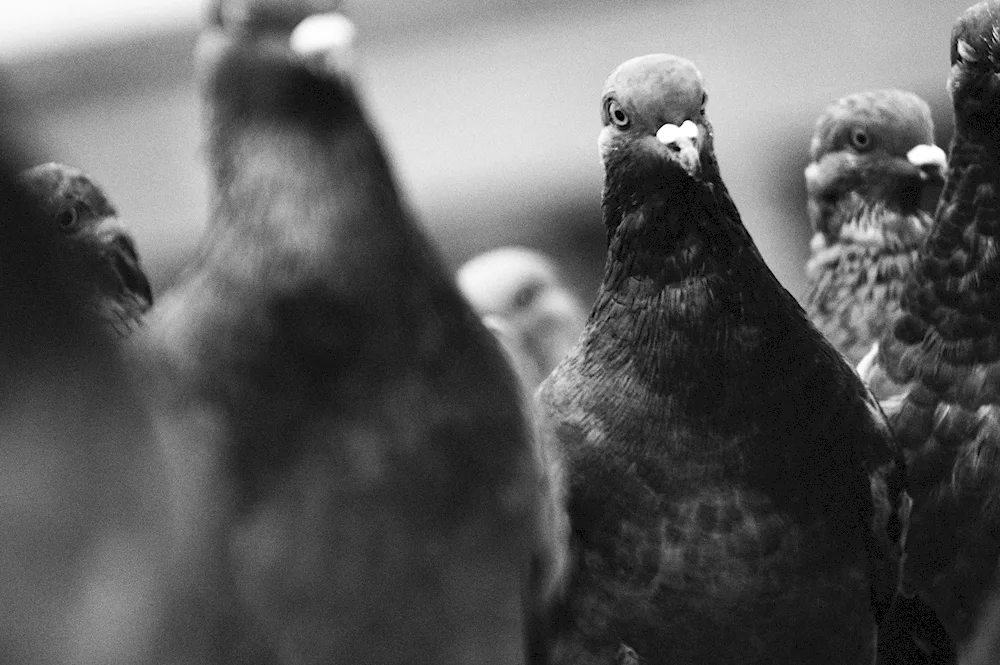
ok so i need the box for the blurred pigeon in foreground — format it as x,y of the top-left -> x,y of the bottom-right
0,82 -> 169,665
138,3 -> 567,663
17,163 -> 153,336
803,90 -> 945,366
859,0 -> 1000,657
961,585 -> 1000,665
458,246 -> 588,388
536,53 -> 915,664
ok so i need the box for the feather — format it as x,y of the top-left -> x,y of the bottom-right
0,76 -> 169,665
803,90 -> 943,366
537,53 -> 912,665
136,4 -> 567,662
865,0 -> 1000,656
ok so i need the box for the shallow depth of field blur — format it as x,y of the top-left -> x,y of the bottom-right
0,0 -> 974,307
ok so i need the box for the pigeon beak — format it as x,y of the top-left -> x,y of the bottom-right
656,120 -> 701,176
907,144 -> 947,184
94,216 -> 127,240
95,218 -> 154,310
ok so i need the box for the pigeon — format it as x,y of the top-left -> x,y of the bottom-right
0,83 -> 169,665
858,0 -> 1000,656
536,53 -> 912,664
804,90 -> 946,367
458,246 -> 588,388
138,3 -> 567,663
16,162 -> 153,336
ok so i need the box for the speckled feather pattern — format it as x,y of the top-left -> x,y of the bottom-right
867,0 -> 1000,652
806,202 -> 933,366
874,135 -> 1000,647
538,75 -> 906,663
802,89 -> 941,368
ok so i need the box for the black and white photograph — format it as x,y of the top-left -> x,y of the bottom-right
1,0 -> 997,663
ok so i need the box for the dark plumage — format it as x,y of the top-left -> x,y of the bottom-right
962,585 -> 1000,665
138,3 -> 566,663
0,82 -> 168,665
861,0 -> 1000,656
804,91 -> 946,366
16,163 -> 153,336
536,54 -> 911,664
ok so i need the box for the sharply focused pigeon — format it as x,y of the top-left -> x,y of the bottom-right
17,163 -> 153,336
858,0 -> 1000,657
458,246 -> 588,388
536,53 -> 914,664
0,84 -> 169,665
139,3 -> 566,663
804,90 -> 946,367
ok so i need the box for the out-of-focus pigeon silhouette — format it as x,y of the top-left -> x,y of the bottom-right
859,0 -> 1000,657
0,79 -> 169,665
137,2 -> 567,663
961,584 -> 1000,665
17,162 -> 153,336
803,90 -> 945,366
458,246 -> 588,388
536,53 -> 913,664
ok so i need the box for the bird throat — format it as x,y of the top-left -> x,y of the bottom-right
596,165 -> 751,326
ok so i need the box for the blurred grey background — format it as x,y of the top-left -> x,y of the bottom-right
0,0 -> 970,304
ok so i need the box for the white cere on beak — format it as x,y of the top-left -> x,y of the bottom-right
906,144 -> 947,171
290,13 -> 357,74
95,217 -> 126,236
656,120 -> 699,145
656,124 -> 680,145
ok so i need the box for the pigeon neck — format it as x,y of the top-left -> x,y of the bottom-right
807,167 -> 925,231
579,164 -> 811,410
809,193 -> 932,254
594,162 -> 766,327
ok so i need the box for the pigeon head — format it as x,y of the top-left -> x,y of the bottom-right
19,162 -> 118,228
457,247 -> 587,382
805,90 -> 945,234
458,247 -> 572,322
599,54 -> 710,180
949,0 -> 1000,141
17,163 -> 153,325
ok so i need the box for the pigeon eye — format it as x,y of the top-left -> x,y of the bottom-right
608,100 -> 630,128
513,282 -> 543,309
850,128 -> 872,151
55,207 -> 79,231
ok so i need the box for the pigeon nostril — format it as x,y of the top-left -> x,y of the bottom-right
918,162 -> 945,185
656,120 -> 699,147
